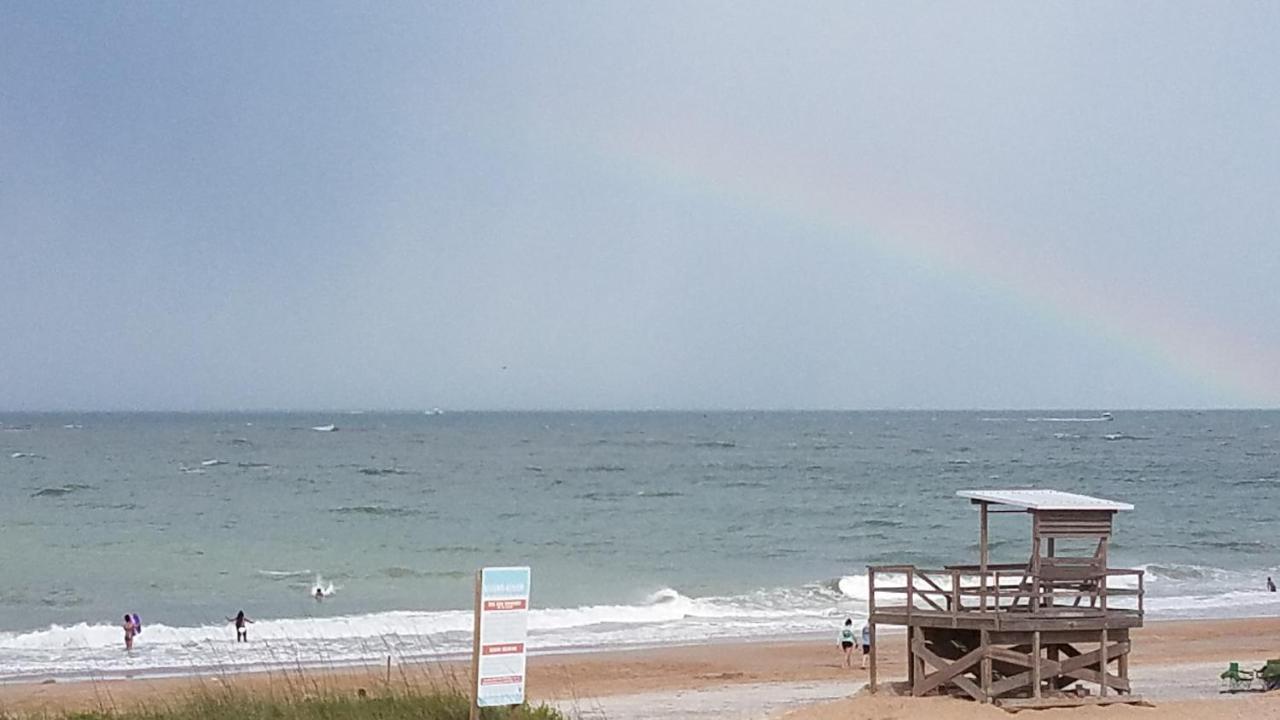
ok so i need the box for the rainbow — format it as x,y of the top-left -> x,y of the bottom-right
584,122 -> 1280,406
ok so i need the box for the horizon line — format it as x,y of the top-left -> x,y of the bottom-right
3,406 -> 1278,414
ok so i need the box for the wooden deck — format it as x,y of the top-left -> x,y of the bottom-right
872,605 -> 1143,632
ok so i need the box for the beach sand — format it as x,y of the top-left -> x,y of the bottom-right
1,617 -> 1277,718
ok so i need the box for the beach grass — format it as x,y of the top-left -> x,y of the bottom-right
3,687 -> 565,720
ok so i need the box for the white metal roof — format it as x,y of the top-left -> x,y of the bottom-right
956,489 -> 1133,511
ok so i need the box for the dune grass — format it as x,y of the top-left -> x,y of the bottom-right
6,687 -> 565,720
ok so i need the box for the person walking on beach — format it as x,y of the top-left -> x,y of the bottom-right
1268,576 -> 1276,592
122,613 -> 137,651
838,618 -> 856,668
860,622 -> 871,669
227,610 -> 254,642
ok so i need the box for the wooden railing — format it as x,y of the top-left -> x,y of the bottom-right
867,564 -> 1145,621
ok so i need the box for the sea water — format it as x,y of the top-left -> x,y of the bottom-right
1,411 -> 1277,680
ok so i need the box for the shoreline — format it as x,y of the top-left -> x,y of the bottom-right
2,617 -> 1278,717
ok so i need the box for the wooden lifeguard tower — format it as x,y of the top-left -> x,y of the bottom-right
867,489 -> 1145,710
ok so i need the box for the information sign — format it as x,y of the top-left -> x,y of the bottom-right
473,566 -> 531,708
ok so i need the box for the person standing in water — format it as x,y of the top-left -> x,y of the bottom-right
122,613 -> 137,651
227,610 -> 254,642
1268,576 -> 1276,592
838,618 -> 856,668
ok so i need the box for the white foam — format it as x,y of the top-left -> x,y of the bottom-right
1,564 -> 1274,681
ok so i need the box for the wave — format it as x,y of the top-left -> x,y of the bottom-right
1,561 -> 1275,682
1026,414 -> 1114,423
255,569 -> 312,579
1101,433 -> 1134,441
30,484 -> 93,498
0,582 -> 860,681
330,505 -> 421,518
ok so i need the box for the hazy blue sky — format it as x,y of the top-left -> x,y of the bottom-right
3,2 -> 1278,410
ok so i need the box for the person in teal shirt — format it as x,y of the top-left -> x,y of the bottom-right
838,618 -> 856,668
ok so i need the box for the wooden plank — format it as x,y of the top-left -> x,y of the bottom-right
1057,641 -> 1128,673
987,647 -> 1043,669
869,611 -> 1142,633
998,695 -> 1146,711
1061,665 -> 1131,692
911,637 -> 985,697
952,673 -> 986,703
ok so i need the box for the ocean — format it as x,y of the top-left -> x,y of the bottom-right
1,410 -> 1278,681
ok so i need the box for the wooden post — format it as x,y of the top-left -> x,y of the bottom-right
869,621 -> 878,693
980,629 -> 993,703
470,570 -> 483,720
1030,513 -> 1041,614
1118,642 -> 1129,693
979,502 -> 989,612
907,626 -> 915,688
1138,571 -> 1145,616
907,569 -> 914,623
1046,537 -> 1056,609
1099,629 -> 1109,698
950,569 -> 960,614
1100,523 -> 1111,699
993,573 -> 1002,629
1031,631 -> 1042,699
868,567 -> 878,693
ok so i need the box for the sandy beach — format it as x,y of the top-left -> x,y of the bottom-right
1,617 -> 1277,718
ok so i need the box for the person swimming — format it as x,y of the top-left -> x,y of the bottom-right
227,610 -> 253,642
314,587 -> 325,601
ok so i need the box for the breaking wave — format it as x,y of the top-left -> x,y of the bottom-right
0,561 -> 1274,682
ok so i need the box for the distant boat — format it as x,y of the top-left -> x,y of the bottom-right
424,408 -> 444,416
312,424 -> 338,432
1101,412 -> 1114,421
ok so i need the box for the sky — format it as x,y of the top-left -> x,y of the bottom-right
2,2 -> 1279,411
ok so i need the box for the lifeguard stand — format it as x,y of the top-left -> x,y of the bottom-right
867,489 -> 1145,710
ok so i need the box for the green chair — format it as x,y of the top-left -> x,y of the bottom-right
1260,659 -> 1280,691
1220,662 -> 1256,693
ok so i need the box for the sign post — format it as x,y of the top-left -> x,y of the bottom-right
471,566 -> 531,719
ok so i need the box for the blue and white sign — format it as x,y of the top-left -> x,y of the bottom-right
476,566 -> 531,707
